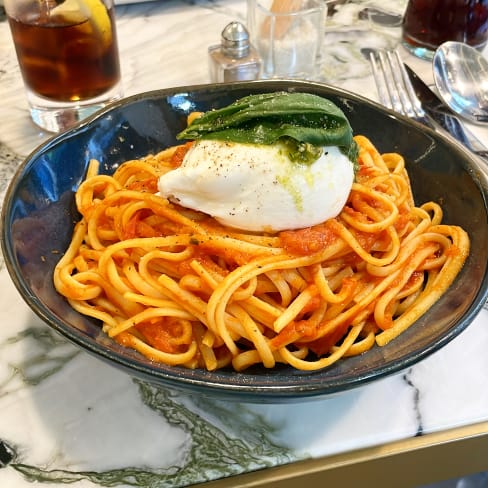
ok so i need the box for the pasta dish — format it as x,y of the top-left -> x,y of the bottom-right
53,92 -> 469,372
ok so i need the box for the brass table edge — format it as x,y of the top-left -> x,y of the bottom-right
196,420 -> 488,487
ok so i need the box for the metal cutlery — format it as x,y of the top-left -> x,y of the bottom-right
366,48 -> 488,178
403,64 -> 488,158
433,41 -> 488,124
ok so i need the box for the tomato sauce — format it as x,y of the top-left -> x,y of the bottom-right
170,141 -> 194,167
306,321 -> 350,356
279,221 -> 338,255
270,320 -> 316,349
137,317 -> 187,354
126,177 -> 159,193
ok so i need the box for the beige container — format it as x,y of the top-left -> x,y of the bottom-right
247,0 -> 326,79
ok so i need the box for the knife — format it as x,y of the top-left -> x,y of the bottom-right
403,64 -> 488,163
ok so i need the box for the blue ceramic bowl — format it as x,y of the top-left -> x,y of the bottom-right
2,80 -> 488,402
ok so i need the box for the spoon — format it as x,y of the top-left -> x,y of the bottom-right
433,41 -> 488,124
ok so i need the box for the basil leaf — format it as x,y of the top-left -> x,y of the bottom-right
176,92 -> 356,160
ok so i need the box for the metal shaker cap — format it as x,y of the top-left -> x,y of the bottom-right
221,21 -> 250,58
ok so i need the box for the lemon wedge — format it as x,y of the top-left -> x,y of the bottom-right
51,0 -> 112,46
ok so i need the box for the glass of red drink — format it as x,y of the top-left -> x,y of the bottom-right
5,0 -> 122,132
402,0 -> 488,60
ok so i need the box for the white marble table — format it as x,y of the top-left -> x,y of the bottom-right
0,1 -> 487,487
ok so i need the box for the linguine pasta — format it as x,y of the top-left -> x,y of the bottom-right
53,135 -> 470,371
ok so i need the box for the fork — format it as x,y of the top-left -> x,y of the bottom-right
368,48 -> 488,311
368,49 -> 427,122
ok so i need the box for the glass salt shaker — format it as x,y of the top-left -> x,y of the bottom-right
208,21 -> 262,83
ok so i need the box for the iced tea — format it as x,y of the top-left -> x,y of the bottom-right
7,1 -> 120,102
402,0 -> 488,55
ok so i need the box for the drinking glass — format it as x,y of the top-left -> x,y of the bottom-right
402,0 -> 488,60
247,0 -> 326,79
5,0 -> 123,133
